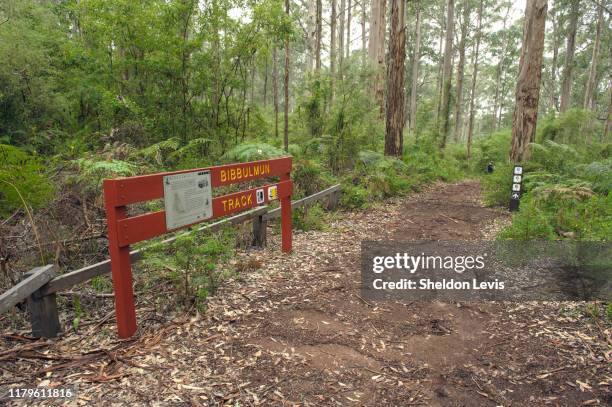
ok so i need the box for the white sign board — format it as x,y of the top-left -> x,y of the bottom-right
513,175 -> 522,183
512,183 -> 521,192
163,170 -> 213,230
513,166 -> 523,175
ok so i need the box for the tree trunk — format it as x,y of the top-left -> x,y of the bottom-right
315,0 -> 322,73
467,0 -> 483,160
409,0 -> 422,135
453,0 -> 469,142
560,0 -> 580,113
493,2 -> 511,130
385,0 -> 406,157
331,0 -> 337,99
339,0 -> 345,73
361,0 -> 367,66
604,80 -> 612,140
263,54 -> 269,107
435,1 -> 445,120
439,0 -> 455,149
307,0 -> 317,72
509,0 -> 548,163
369,0 -> 387,115
273,47 -> 279,139
583,4 -> 603,110
284,0 -> 290,152
549,5 -> 560,112
346,0 -> 352,59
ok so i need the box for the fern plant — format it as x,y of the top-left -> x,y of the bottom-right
222,143 -> 286,162
74,158 -> 138,189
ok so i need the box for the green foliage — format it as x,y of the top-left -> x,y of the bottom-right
538,109 -> 604,145
404,135 -> 465,186
479,110 -> 610,242
291,158 -> 332,197
90,276 -> 112,293
293,203 -> 326,231
143,227 -> 235,308
578,159 -> 612,194
222,143 -> 286,163
0,145 -> 54,216
471,130 -> 512,173
74,157 -> 138,189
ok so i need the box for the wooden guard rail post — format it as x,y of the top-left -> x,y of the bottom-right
1,181 -> 341,339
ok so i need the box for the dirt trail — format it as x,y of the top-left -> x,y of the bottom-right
2,181 -> 610,406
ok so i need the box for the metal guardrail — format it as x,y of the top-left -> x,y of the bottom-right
0,184 -> 341,338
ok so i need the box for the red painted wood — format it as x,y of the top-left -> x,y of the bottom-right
280,173 -> 292,253
103,157 -> 293,339
105,157 -> 292,206
116,181 -> 292,247
103,180 -> 137,339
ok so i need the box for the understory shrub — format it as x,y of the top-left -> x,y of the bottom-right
0,144 -> 54,216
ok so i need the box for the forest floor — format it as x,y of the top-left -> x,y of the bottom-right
1,181 -> 611,406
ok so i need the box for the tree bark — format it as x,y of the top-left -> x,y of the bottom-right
453,0 -> 469,142
346,0 -> 352,59
331,0 -> 337,99
315,0 -> 322,73
273,47 -> 279,139
510,0 -> 548,163
467,0 -> 483,159
263,53 -> 269,107
560,0 -> 580,113
549,5 -> 560,112
435,1 -> 445,120
361,0 -> 367,66
369,0 -> 387,115
409,0 -> 422,135
385,0 -> 406,157
604,80 -> 612,140
439,0 -> 455,148
583,3 -> 604,109
339,0 -> 345,73
284,0 -> 290,152
493,2 -> 511,130
307,0 -> 317,72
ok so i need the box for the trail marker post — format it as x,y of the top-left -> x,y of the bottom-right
509,165 -> 523,212
103,157 -> 293,338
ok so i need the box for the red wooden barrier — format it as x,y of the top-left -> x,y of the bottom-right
103,157 -> 293,338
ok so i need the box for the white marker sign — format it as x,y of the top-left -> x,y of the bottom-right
512,183 -> 521,192
256,188 -> 265,204
513,166 -> 523,175
513,175 -> 522,183
163,170 -> 213,230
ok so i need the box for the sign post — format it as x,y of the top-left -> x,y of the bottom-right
103,157 -> 292,338
509,165 -> 523,212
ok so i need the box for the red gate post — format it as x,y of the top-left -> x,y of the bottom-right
280,172 -> 292,253
102,157 -> 292,338
103,180 -> 137,338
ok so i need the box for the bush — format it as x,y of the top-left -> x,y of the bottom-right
0,144 -> 54,216
142,227 -> 235,308
293,203 -> 327,231
74,157 -> 138,190
291,158 -> 333,197
340,184 -> 368,208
